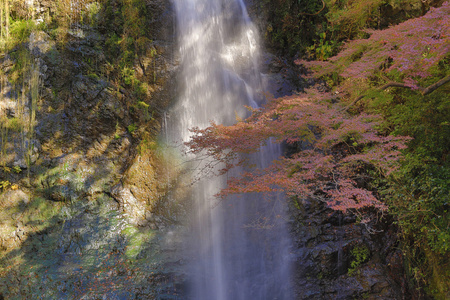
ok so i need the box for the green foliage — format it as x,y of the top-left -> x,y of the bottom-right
4,117 -> 22,132
348,244 -> 370,275
9,19 -> 35,44
385,151 -> 449,296
261,0 -> 430,58
87,73 -> 100,81
121,66 -> 135,85
136,100 -> 149,109
320,0 -> 426,57
133,81 -> 147,99
149,46 -> 157,82
127,123 -> 137,134
391,164 -> 449,252
137,134 -> 159,155
100,0 -> 151,80
12,166 -> 21,174
1,15 -> 41,54
324,0 -> 383,40
134,100 -> 154,122
0,180 -> 10,190
52,0 -> 98,30
368,77 -> 449,283
97,0 -> 155,133
371,90 -> 450,161
260,0 -> 327,55
82,2 -> 101,27
307,32 -> 337,61
2,166 -> 22,174
105,33 -> 121,58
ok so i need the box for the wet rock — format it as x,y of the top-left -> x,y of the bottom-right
260,52 -> 283,73
260,51 -> 305,99
290,197 -> 404,299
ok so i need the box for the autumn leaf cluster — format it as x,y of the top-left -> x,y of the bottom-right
187,3 -> 450,214
187,91 -> 411,213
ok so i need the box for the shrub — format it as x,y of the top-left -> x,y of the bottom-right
127,123 -> 137,134
348,244 -> 370,275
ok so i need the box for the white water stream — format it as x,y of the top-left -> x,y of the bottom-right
167,1 -> 292,298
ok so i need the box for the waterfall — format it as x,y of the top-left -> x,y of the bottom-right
167,0 -> 292,298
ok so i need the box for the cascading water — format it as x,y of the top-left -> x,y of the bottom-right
167,0 -> 292,298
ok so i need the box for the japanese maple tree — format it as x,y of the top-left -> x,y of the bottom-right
187,90 -> 411,213
186,3 -> 449,214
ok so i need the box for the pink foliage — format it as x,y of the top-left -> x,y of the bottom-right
298,2 -> 450,85
187,88 -> 411,212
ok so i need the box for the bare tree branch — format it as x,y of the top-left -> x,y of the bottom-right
379,82 -> 413,90
422,75 -> 450,95
339,75 -> 450,112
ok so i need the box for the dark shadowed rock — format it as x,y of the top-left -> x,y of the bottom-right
289,197 -> 405,299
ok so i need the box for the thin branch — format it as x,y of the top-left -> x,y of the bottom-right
339,75 -> 450,112
379,82 -> 414,90
422,75 -> 450,95
338,95 -> 364,113
299,0 -> 326,16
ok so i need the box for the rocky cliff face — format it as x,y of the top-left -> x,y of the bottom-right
1,0 -> 179,227
289,198 -> 407,299
0,0 -> 186,298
